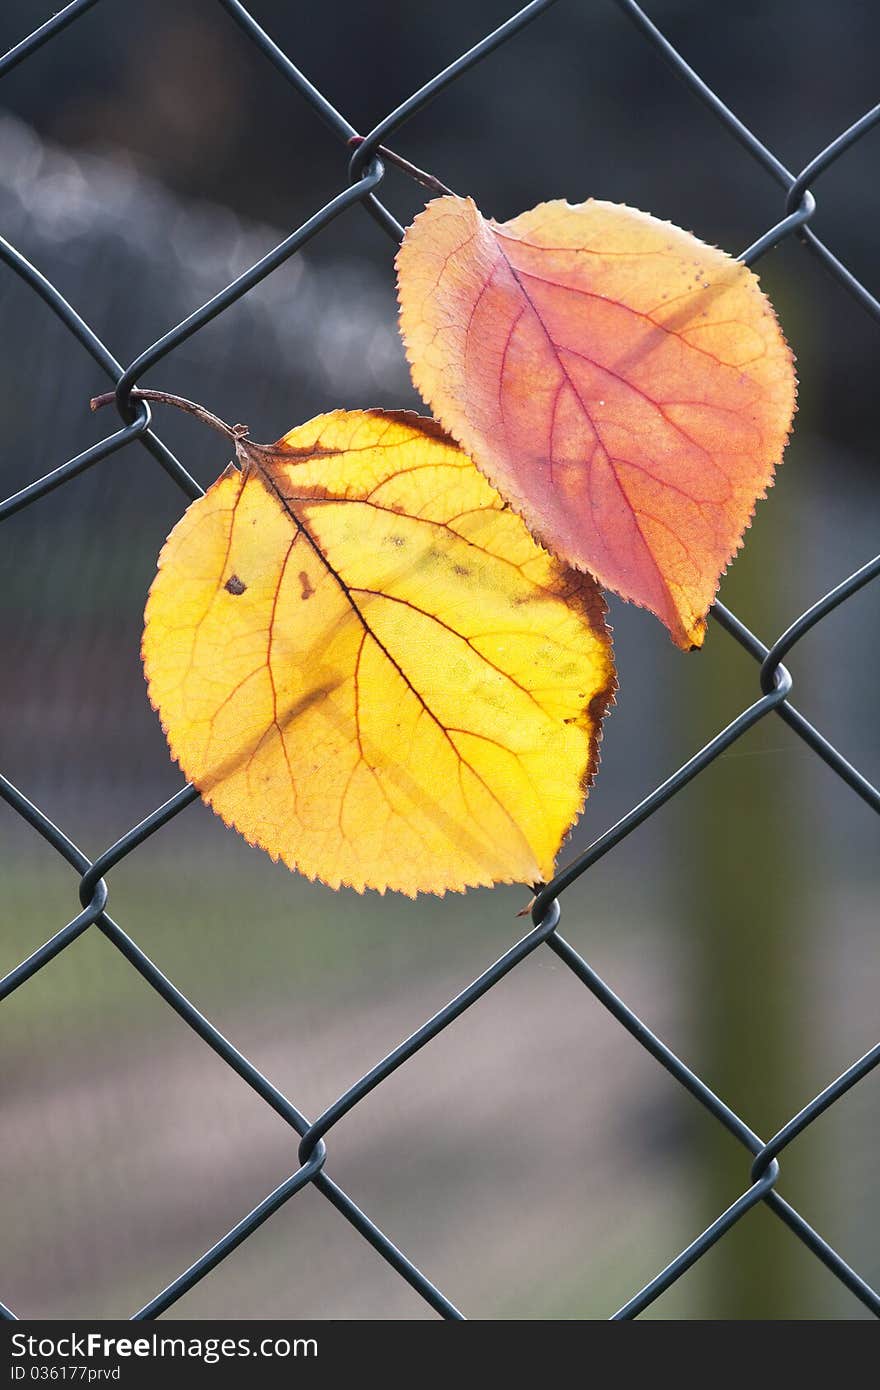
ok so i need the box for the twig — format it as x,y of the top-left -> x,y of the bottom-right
348,136 -> 455,198
90,389 -> 249,443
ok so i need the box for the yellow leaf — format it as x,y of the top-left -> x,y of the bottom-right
142,410 -> 616,896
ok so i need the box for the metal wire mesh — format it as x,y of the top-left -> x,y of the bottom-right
1,0 -> 879,1322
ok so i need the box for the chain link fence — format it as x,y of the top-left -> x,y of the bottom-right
1,0 -> 878,1321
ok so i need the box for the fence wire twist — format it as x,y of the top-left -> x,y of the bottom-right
1,0 -> 879,1322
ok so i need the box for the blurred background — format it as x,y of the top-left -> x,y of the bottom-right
0,0 -> 878,1320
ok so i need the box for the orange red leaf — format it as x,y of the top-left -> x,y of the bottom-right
396,195 -> 797,647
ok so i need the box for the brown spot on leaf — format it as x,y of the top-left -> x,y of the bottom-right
224,575 -> 246,595
299,570 -> 315,601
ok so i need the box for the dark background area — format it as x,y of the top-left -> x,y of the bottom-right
0,0 -> 877,1319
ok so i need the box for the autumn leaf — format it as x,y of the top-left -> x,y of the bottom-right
396,195 -> 797,648
139,407 -> 615,897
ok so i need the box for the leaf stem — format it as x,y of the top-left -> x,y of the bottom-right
348,136 -> 455,198
90,389 -> 249,442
